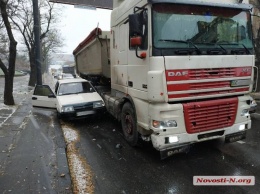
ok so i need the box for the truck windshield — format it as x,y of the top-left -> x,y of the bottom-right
152,4 -> 253,55
58,82 -> 94,96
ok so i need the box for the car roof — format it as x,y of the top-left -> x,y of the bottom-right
57,78 -> 88,84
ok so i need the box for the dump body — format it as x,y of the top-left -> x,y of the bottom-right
73,28 -> 111,79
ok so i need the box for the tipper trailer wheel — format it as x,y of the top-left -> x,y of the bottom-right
121,102 -> 140,146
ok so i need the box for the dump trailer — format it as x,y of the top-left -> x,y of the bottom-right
74,28 -> 110,85
74,0 -> 257,159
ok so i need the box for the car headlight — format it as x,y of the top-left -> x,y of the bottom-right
61,106 -> 74,112
93,101 -> 105,108
152,120 -> 177,128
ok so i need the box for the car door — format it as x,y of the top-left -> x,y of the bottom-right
32,85 -> 56,108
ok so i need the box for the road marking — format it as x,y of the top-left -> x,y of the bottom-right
0,107 -> 16,127
97,144 -> 102,149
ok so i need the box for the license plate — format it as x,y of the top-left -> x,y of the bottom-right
76,110 -> 95,116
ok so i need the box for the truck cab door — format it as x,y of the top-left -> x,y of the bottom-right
32,85 -> 56,108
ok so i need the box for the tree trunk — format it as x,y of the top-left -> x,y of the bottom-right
28,50 -> 37,86
4,72 -> 14,105
0,0 -> 17,105
0,61 -> 14,105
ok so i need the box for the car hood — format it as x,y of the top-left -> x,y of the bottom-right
57,92 -> 103,106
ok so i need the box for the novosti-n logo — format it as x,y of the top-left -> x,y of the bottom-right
193,176 -> 255,186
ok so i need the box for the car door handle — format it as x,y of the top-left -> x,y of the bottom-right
32,97 -> 37,100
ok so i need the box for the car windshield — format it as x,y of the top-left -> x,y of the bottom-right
58,82 -> 95,96
152,4 -> 253,54
63,74 -> 74,79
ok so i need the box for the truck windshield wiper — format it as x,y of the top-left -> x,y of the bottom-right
218,42 -> 251,54
215,44 -> 227,54
159,39 -> 202,54
240,43 -> 250,54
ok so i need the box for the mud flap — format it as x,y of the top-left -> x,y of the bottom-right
225,131 -> 246,143
160,145 -> 190,160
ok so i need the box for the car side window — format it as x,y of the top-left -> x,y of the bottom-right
34,85 -> 54,96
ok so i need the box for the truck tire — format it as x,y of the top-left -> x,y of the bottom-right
121,102 -> 139,147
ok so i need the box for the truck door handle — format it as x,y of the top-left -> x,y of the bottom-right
32,97 -> 37,100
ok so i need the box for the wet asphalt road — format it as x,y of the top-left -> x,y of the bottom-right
0,76 -> 71,193
64,112 -> 260,194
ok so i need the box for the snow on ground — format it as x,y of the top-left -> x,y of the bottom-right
0,105 -> 17,127
62,123 -> 94,194
0,75 -> 30,127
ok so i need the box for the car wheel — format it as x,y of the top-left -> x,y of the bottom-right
121,102 -> 140,146
57,111 -> 61,119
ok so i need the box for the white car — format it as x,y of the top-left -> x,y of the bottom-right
57,73 -> 75,80
32,78 -> 106,119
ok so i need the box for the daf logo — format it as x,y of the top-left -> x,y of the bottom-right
242,68 -> 251,72
168,71 -> 188,76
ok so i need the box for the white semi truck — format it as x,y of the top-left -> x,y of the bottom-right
74,0 -> 256,159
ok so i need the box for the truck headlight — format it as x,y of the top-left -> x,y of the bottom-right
152,120 -> 177,128
61,106 -> 74,112
93,101 -> 105,108
241,109 -> 249,116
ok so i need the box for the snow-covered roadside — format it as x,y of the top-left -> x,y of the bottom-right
62,123 -> 94,194
0,75 -> 30,127
0,105 -> 17,128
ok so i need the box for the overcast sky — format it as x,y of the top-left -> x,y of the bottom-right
58,4 -> 111,54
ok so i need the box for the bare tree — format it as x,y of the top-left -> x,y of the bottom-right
42,28 -> 64,73
0,0 -> 17,105
10,0 -> 63,86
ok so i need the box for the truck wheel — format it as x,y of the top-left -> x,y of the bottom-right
121,102 -> 139,146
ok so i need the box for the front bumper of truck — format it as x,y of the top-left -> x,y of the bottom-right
151,120 -> 250,159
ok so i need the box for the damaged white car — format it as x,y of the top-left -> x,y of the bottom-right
32,78 -> 106,119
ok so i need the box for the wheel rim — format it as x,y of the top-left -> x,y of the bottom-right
124,113 -> 133,135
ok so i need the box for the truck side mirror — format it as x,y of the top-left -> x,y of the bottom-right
130,36 -> 146,59
130,36 -> 142,47
129,13 -> 143,37
129,10 -> 147,59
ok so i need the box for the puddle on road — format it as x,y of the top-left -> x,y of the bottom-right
61,122 -> 94,194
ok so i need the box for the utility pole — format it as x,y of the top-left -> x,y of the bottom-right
32,0 -> 42,85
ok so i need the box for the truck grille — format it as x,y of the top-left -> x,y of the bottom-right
183,97 -> 238,134
166,67 -> 251,100
189,68 -> 236,79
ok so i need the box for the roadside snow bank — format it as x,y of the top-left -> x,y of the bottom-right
62,124 -> 94,194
